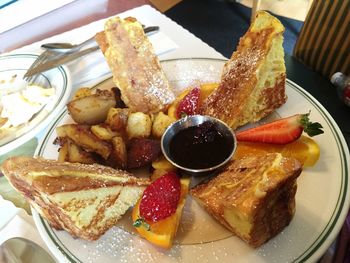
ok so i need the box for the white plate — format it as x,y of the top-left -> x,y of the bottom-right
0,53 -> 72,155
33,58 -> 350,263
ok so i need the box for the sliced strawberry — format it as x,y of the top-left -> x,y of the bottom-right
236,113 -> 323,144
139,172 -> 181,222
176,87 -> 201,118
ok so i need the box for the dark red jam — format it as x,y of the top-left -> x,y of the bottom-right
168,121 -> 233,169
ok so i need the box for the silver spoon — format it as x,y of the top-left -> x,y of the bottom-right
0,237 -> 56,263
41,26 -> 160,51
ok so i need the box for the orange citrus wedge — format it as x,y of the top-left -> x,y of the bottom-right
234,135 -> 320,167
132,177 -> 190,249
168,83 -> 218,119
198,83 -> 219,103
151,156 -> 177,181
152,156 -> 176,172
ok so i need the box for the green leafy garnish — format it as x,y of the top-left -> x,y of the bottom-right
300,112 -> 324,137
133,217 -> 151,231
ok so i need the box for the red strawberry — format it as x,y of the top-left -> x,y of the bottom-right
176,87 -> 201,118
139,172 -> 181,222
236,113 -> 323,144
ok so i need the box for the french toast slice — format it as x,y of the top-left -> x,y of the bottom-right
95,16 -> 175,114
1,156 -> 150,240
190,153 -> 302,247
200,11 -> 286,129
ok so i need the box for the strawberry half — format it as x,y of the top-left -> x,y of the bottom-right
139,172 -> 181,222
236,113 -> 324,144
176,87 -> 201,118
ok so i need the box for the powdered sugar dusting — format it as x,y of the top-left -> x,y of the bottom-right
35,59 -> 324,263
162,59 -> 223,96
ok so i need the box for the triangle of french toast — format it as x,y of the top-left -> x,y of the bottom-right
95,16 -> 175,114
200,11 -> 286,129
190,153 -> 302,247
1,156 -> 150,240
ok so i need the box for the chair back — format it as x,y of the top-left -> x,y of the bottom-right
293,0 -> 350,79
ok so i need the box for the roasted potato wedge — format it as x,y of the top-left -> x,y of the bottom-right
57,140 -> 69,162
106,108 -> 129,131
67,90 -> 116,125
152,112 -> 176,138
72,87 -> 92,100
126,112 -> 152,138
127,138 -> 161,169
56,124 -> 112,159
107,136 -> 127,169
67,140 -> 96,164
91,124 -> 120,140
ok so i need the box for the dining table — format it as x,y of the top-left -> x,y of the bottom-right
0,0 -> 349,262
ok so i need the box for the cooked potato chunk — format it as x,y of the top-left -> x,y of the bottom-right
67,90 -> 116,125
72,87 -> 92,100
107,136 -> 127,169
106,108 -> 129,131
67,140 -> 96,164
58,140 -> 69,162
152,112 -> 176,138
126,112 -> 152,138
91,124 -> 120,140
56,124 -> 111,159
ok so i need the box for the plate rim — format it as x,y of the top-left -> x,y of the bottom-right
32,58 -> 350,263
0,53 -> 72,155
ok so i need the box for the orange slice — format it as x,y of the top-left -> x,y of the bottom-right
198,83 -> 219,103
132,177 -> 190,249
168,83 -> 218,119
151,156 -> 177,181
152,156 -> 176,172
234,135 -> 320,167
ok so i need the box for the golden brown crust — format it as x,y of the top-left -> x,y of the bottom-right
95,31 -> 108,54
1,156 -> 148,184
200,11 -> 286,129
1,156 -> 149,240
191,153 -> 302,247
96,16 -> 175,113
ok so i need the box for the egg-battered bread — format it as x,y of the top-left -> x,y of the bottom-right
190,153 -> 302,247
1,156 -> 150,241
200,11 -> 286,129
95,17 -> 175,113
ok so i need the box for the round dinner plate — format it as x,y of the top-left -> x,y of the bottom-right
0,53 -> 72,156
33,58 -> 350,263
